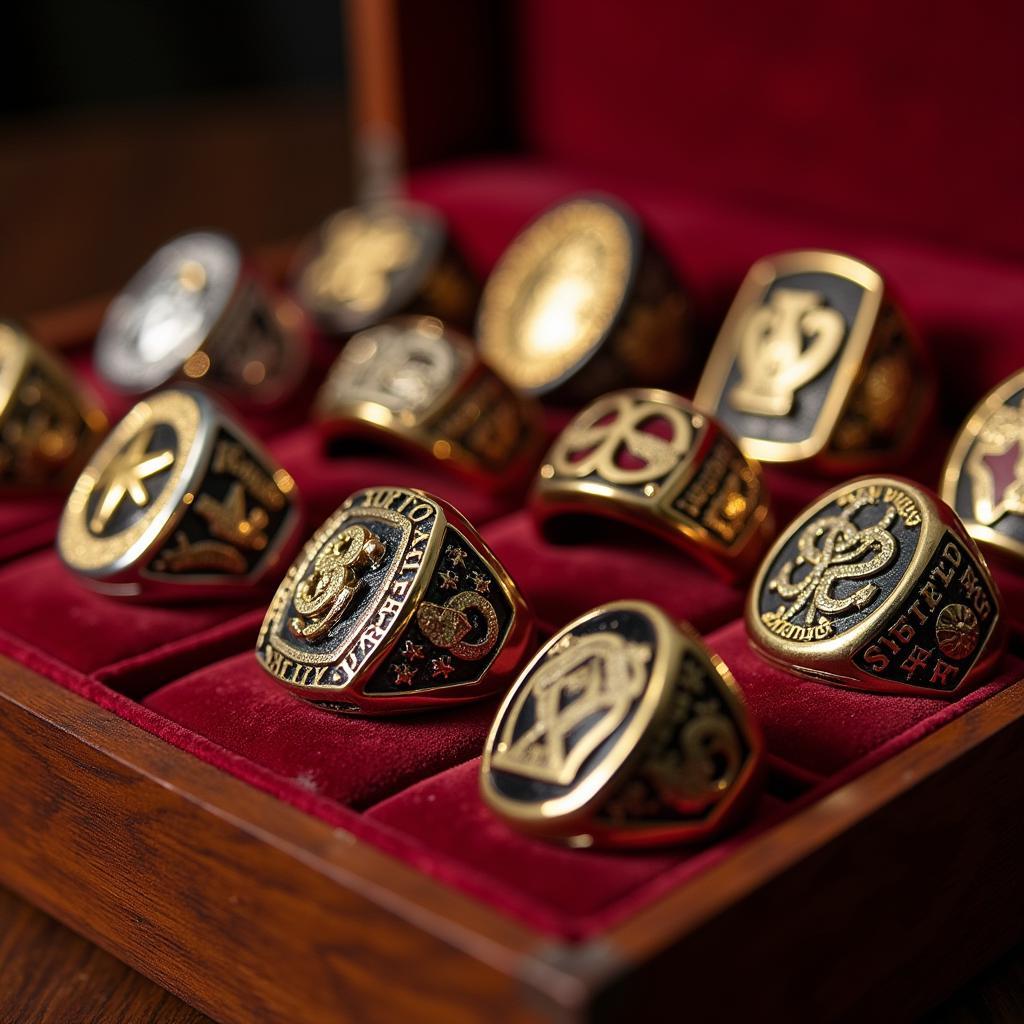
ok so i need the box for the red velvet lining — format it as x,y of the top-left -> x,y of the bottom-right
1,153 -> 1022,942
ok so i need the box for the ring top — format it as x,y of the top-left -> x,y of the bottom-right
747,476 -> 1001,692
293,201 -> 447,334
481,600 -> 760,845
477,195 -> 637,394
95,232 -> 242,393
315,317 -> 472,426
695,250 -> 885,463
942,367 -> 1024,564
59,390 -> 204,575
257,486 -> 518,709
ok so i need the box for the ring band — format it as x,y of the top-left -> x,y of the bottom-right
477,194 -> 690,401
94,231 -> 308,406
941,367 -> 1024,568
58,388 -> 301,599
531,388 -> 773,580
0,320 -> 107,491
481,600 -> 764,848
747,476 -> 1005,697
292,200 -> 478,335
256,485 -> 534,714
314,316 -> 545,491
695,250 -> 934,472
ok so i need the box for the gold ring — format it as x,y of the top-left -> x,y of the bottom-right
58,388 -> 301,599
531,388 -> 773,580
0,320 -> 107,491
256,485 -> 534,714
747,476 -> 1005,697
291,199 -> 478,335
477,194 -> 690,401
695,250 -> 934,472
314,316 -> 545,491
94,231 -> 308,406
941,367 -> 1024,568
480,600 -> 764,848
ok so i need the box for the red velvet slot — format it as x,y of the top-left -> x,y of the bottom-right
0,549 -> 261,673
143,653 -> 498,809
710,618 -> 1024,776
365,757 -> 790,936
0,497 -> 62,563
481,509 -> 745,634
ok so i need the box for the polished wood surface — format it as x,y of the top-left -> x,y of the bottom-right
0,885 -> 209,1024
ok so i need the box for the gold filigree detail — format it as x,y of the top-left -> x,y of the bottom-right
416,590 -> 498,661
491,632 -> 651,786
550,392 -> 693,485
194,482 -> 269,551
288,525 -> 386,642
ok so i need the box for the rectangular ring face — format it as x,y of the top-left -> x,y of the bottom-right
696,252 -> 883,462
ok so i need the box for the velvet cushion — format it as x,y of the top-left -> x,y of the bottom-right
1,149 -> 1022,941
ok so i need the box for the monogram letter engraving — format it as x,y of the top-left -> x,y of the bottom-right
289,525 -> 386,642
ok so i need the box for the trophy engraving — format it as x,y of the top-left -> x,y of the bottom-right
729,288 -> 845,417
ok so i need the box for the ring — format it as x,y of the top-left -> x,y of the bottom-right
747,476 -> 1005,697
941,367 -> 1024,567
314,316 -> 545,490
291,200 -> 478,335
256,485 -> 534,714
480,600 -> 764,848
94,230 -> 307,406
530,388 -> 773,580
0,320 -> 107,490
694,250 -> 934,472
476,194 -> 690,401
58,388 -> 301,599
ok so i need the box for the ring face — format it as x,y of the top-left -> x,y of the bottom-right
0,321 -> 106,490
942,368 -> 1024,566
747,477 -> 1004,696
477,196 -> 688,398
532,389 -> 772,579
315,318 -> 544,487
94,231 -> 304,404
695,251 -> 930,468
481,601 -> 763,848
257,486 -> 532,714
58,389 -> 299,598
293,201 -> 476,334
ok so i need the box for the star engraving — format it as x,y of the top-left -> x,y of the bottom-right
401,640 -> 425,661
445,544 -> 467,568
439,569 -> 459,590
431,656 -> 455,679
469,570 -> 491,595
90,427 -> 174,532
391,662 -> 416,686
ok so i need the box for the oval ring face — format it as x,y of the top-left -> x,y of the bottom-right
95,232 -> 241,391
478,198 -> 634,393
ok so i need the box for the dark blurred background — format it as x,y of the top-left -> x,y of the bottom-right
0,0 -> 351,313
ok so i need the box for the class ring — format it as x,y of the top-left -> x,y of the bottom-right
93,231 -> 308,406
57,388 -> 301,599
477,194 -> 690,401
256,485 -> 534,714
695,250 -> 934,473
747,476 -> 1006,697
480,600 -> 764,849
314,316 -> 546,491
0,320 -> 107,491
941,367 -> 1024,569
530,388 -> 774,580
